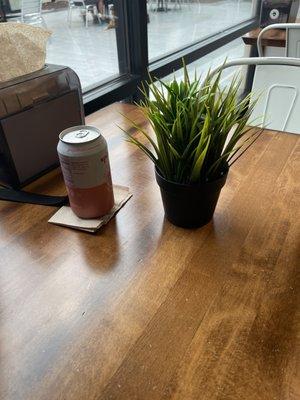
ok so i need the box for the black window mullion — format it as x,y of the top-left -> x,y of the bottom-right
123,0 -> 149,102
114,0 -> 130,75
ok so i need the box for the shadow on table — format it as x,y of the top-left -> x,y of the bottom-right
75,218 -> 121,273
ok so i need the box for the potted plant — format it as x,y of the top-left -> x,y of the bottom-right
122,64 -> 261,228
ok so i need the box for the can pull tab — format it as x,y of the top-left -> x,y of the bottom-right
76,129 -> 89,138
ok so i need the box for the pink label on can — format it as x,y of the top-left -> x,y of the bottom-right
59,150 -> 111,189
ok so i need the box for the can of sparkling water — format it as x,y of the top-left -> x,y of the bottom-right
57,125 -> 114,219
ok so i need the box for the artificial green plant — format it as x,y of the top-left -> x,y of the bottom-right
122,63 -> 261,184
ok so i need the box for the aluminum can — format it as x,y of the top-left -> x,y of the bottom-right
57,125 -> 114,219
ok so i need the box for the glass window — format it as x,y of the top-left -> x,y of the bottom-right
45,0 -> 121,92
152,38 -> 247,99
147,0 -> 255,61
4,0 -> 124,93
45,7 -> 119,91
162,38 -> 246,81
2,0 -> 258,103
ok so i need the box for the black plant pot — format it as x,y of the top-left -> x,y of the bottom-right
155,168 -> 228,229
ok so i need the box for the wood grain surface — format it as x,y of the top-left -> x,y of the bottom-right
242,27 -> 287,47
243,20 -> 300,47
0,103 -> 299,400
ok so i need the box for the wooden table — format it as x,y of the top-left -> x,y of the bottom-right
242,21 -> 300,50
1,103 -> 299,400
242,27 -> 286,48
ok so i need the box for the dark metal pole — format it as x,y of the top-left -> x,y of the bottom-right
123,0 -> 149,102
127,0 -> 149,74
114,0 -> 129,75
0,0 -> 7,21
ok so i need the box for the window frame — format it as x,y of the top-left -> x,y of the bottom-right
84,0 -> 261,115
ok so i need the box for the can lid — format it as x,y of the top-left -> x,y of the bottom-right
59,126 -> 100,144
